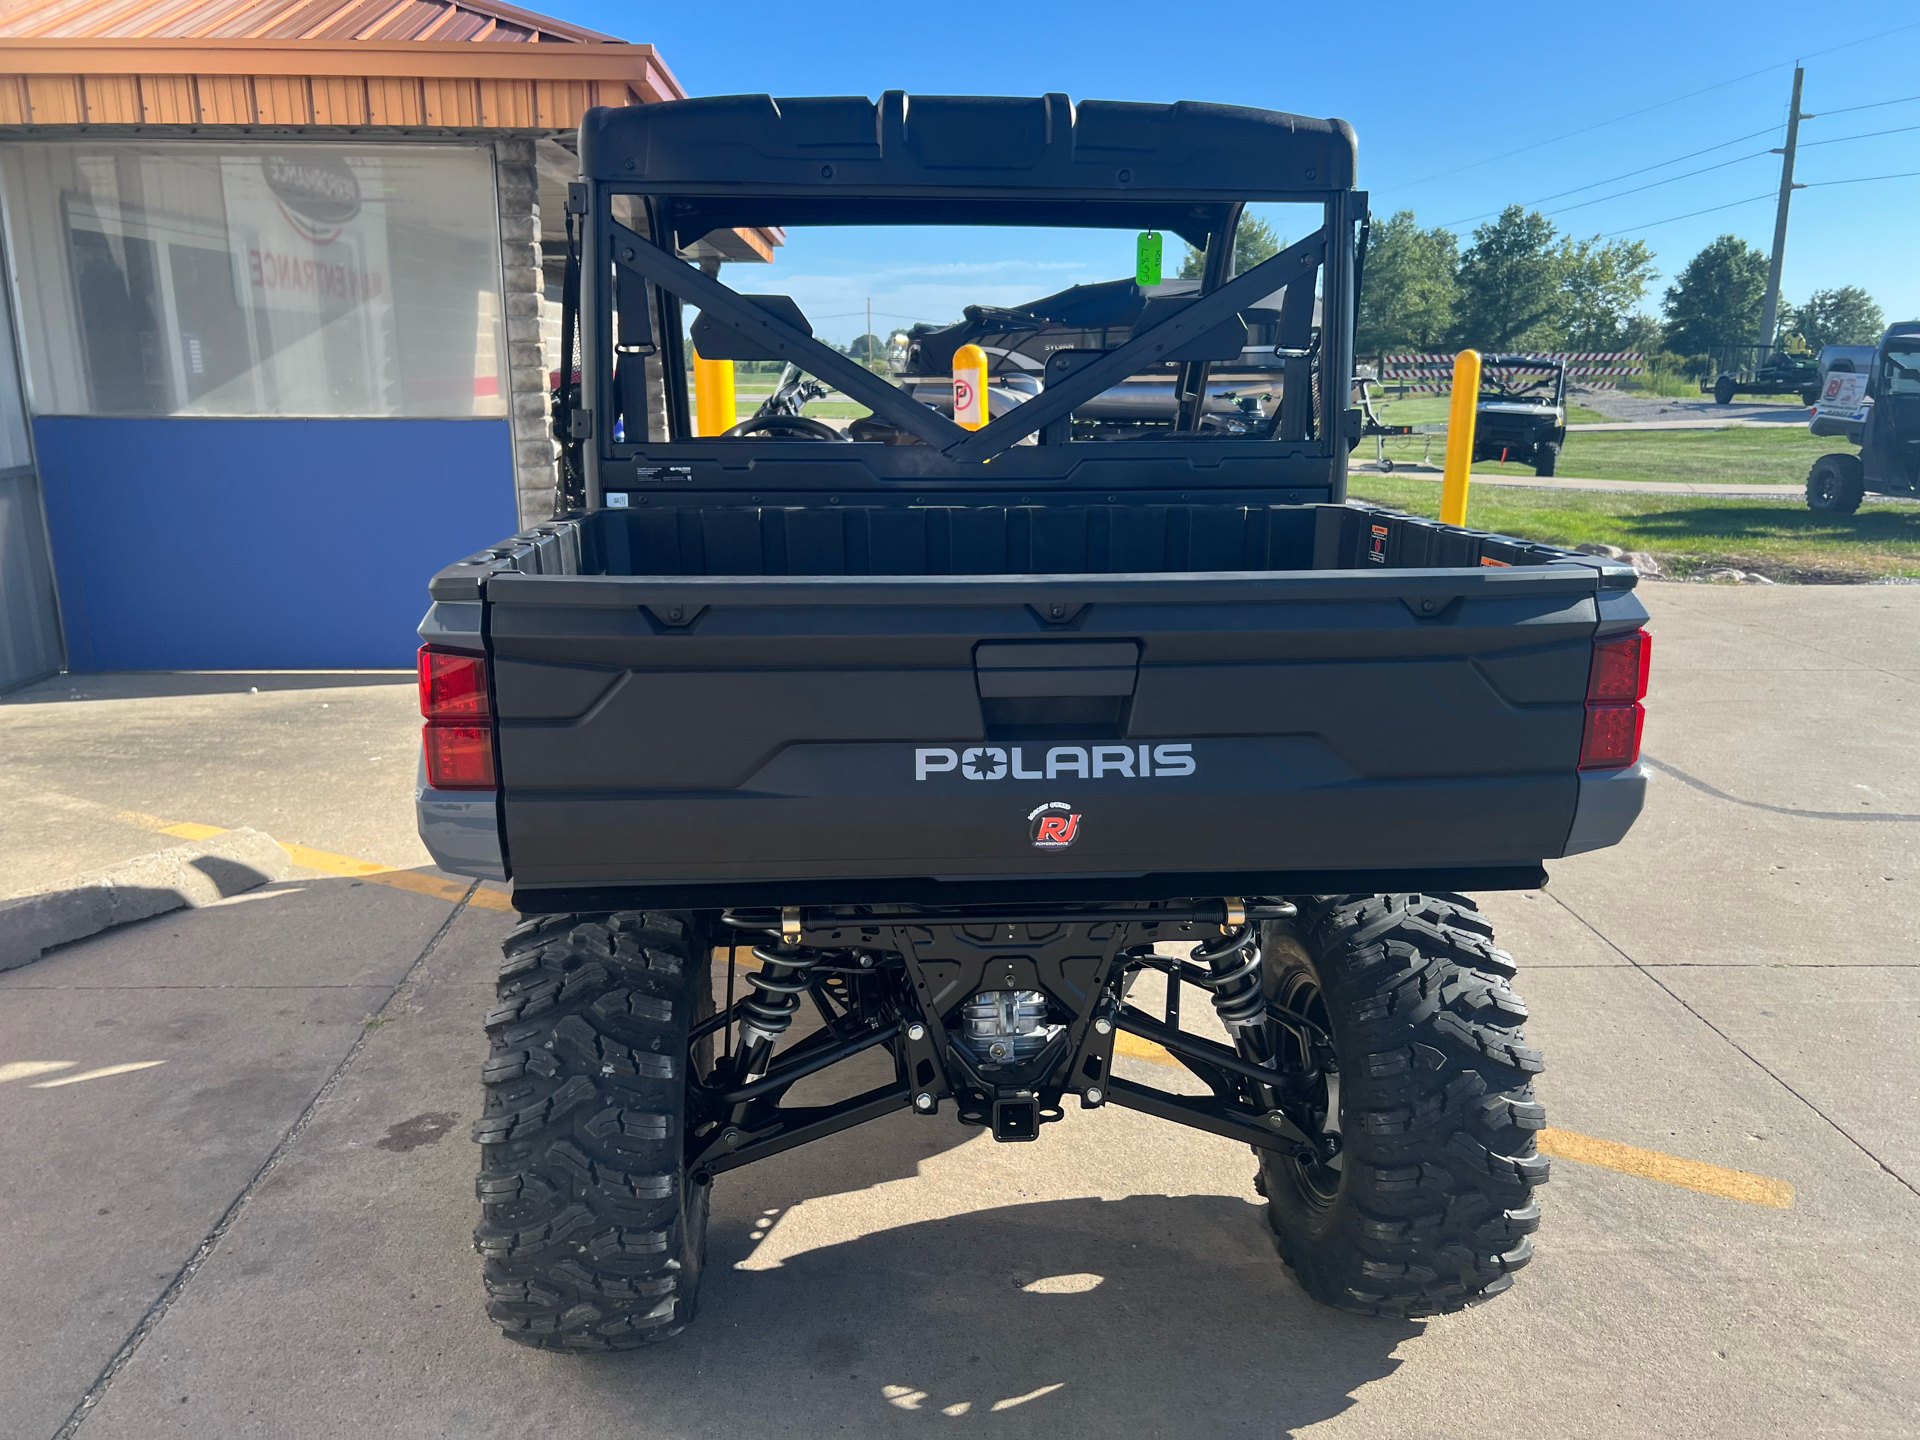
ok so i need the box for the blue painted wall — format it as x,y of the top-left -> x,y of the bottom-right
35,417 -> 519,670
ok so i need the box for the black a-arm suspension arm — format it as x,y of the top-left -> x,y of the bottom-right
692,1082 -> 913,1178
607,220 -> 972,450
1105,1076 -> 1310,1155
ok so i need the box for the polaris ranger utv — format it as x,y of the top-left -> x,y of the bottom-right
1473,355 -> 1567,477
1804,322 -> 1920,512
414,92 -> 1651,1350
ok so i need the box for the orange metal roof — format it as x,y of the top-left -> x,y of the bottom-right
0,39 -> 685,128
0,0 -> 691,129
0,1 -> 782,258
0,0 -> 620,43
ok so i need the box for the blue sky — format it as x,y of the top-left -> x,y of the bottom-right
546,2 -> 1919,347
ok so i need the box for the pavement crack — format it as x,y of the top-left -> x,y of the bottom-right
51,880 -> 480,1440
1644,754 -> 1920,822
1543,890 -> 1920,1202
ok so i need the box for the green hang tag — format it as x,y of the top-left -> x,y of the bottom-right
1136,230 -> 1162,287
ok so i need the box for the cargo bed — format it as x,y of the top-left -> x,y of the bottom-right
419,502 -> 1648,909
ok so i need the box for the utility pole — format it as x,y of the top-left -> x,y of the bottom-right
866,297 -> 873,367
1758,65 -> 1810,355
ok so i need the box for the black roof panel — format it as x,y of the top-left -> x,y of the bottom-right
578,91 -> 1357,200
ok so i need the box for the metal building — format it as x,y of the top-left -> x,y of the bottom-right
0,0 -> 775,685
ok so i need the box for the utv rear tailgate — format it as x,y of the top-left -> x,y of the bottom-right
484,564 -> 1625,903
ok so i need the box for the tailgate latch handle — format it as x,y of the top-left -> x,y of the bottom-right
974,641 -> 1141,698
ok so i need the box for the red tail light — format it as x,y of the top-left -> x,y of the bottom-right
1587,630 -> 1651,703
419,645 -> 495,789
1581,628 -> 1650,770
419,646 -> 489,720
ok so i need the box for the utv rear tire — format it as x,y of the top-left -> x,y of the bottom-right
473,911 -> 713,1350
1257,893 -> 1547,1318
1805,453 -> 1865,514
1533,442 -> 1560,477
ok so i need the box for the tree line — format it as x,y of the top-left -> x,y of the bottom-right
1355,206 -> 1886,368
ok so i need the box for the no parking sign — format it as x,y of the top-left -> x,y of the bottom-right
952,342 -> 989,430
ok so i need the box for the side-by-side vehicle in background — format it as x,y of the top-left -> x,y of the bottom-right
1472,355 -> 1568,477
1806,322 -> 1920,512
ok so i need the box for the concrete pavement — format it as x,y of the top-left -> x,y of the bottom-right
1,587 -> 1916,1438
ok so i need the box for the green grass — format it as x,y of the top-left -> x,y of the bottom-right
1348,474 -> 1920,582
1367,423 -> 1838,486
684,390 -> 869,423
1616,369 -> 1701,398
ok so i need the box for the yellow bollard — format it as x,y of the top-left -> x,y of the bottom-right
1439,349 -> 1481,527
693,344 -> 736,437
952,342 -> 989,431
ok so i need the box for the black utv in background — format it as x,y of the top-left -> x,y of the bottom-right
413,92 -> 1651,1351
1805,322 -> 1920,512
1473,355 -> 1568,476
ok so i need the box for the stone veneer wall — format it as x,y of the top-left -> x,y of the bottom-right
494,136 -> 556,526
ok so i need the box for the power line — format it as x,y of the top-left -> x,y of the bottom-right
1812,92 -> 1920,118
1380,17 -> 1920,192
1519,126 -> 1779,208
1542,148 -> 1776,218
1597,169 -> 1918,238
1598,191 -> 1775,238
1802,169 -> 1920,187
1386,71 -> 1789,191
1436,124 -> 1782,227
1430,96 -> 1917,233
1797,122 -> 1920,148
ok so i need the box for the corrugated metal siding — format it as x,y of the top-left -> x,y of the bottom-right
0,0 -> 613,43
0,69 -> 638,127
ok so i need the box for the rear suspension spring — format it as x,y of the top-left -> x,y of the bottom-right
1193,925 -> 1267,1034
738,941 -> 820,1054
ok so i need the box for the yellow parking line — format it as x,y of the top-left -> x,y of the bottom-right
1536,1127 -> 1793,1208
1111,1030 -> 1792,1209
113,810 -> 224,841
276,842 -> 516,912
108,810 -> 515,913
157,821 -> 228,841
1114,1031 -> 1172,1066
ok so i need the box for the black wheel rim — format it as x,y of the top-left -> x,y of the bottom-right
1272,969 -> 1343,1209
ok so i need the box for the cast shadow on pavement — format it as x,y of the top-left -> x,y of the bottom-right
563,1190 -> 1417,1437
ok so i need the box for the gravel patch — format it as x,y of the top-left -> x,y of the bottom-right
1572,390 -> 1809,426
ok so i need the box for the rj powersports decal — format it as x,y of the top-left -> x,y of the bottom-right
916,744 -> 1194,781
1028,801 -> 1081,849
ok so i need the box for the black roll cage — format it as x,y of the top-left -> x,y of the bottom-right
1478,354 -> 1568,407
555,93 -> 1367,510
